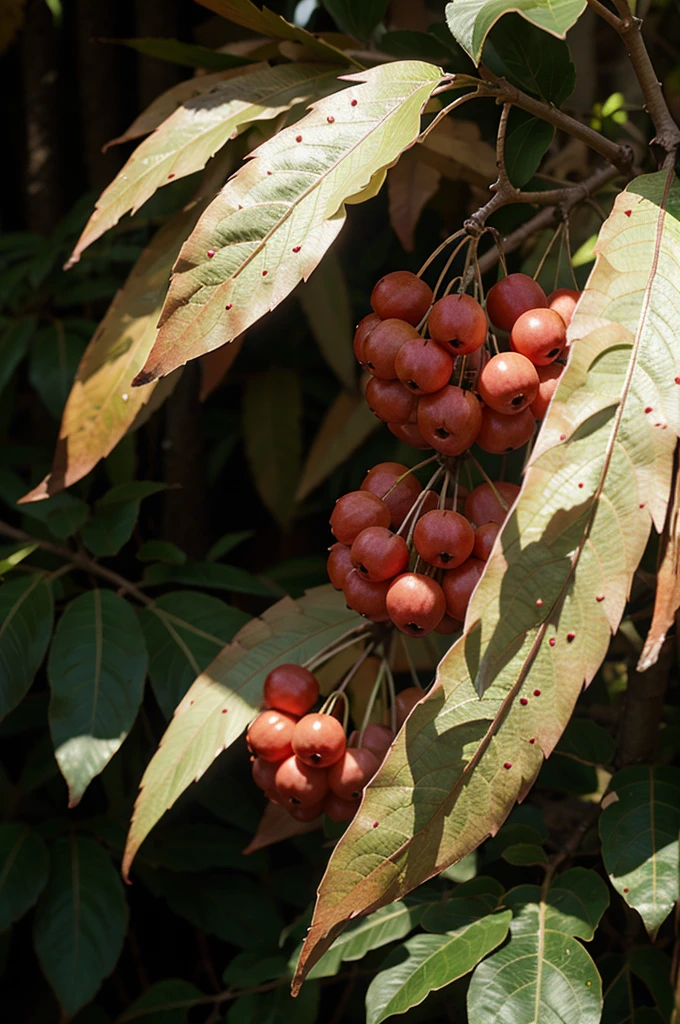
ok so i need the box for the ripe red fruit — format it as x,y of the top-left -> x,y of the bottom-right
251,757 -> 280,793
328,747 -> 380,800
442,557 -> 485,621
370,271 -> 432,326
289,801 -> 325,822
388,418 -> 431,450
386,573 -> 446,637
476,406 -> 535,454
417,385 -> 482,455
510,308 -> 566,365
246,710 -> 298,762
413,509 -> 474,568
293,713 -> 347,767
365,377 -> 416,424
364,319 -> 420,379
351,723 -> 394,759
465,482 -> 519,526
264,664 -> 319,716
330,490 -> 391,544
361,462 -> 422,529
477,352 -> 539,415
343,570 -> 391,621
548,288 -> 580,327
473,521 -> 500,561
395,686 -> 423,728
274,755 -> 329,807
324,791 -> 359,822
427,294 -> 487,355
486,274 -> 548,331
327,542 -> 353,590
530,363 -> 563,419
350,526 -> 409,582
353,313 -> 381,365
435,614 -> 460,635
395,337 -> 454,395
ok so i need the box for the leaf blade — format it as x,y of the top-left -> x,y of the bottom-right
0,574 -> 53,721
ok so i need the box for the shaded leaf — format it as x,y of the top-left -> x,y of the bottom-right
123,585 -> 365,877
224,950 -> 289,987
0,318 -> 35,396
136,540 -> 187,564
445,0 -> 587,63
387,149 -> 441,252
502,843 -> 547,866
380,30 -> 456,61
142,560 -> 279,597
627,947 -> 674,1022
295,390 -> 381,501
243,799 -> 322,854
82,481 -> 166,557
206,530 -> 254,561
554,718 -> 615,766
638,458 -> 680,670
48,590 -> 148,805
34,836 -> 128,1017
0,824 -> 49,931
322,0 -> 388,40
226,979 -> 319,1024
142,822 -> 264,873
243,369 -> 302,528
298,250 -> 355,390
199,333 -> 244,400
29,324 -> 86,419
484,14 -> 575,105
134,60 -> 442,383
505,110 -> 554,188
118,979 -> 204,1023
0,574 -> 53,721
419,116 -> 496,188
108,37 -> 252,71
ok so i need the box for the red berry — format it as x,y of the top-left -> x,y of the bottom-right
435,614 -> 460,635
547,288 -> 580,327
465,482 -> 519,526
343,569 -> 391,621
353,313 -> 381,365
395,337 -> 454,395
324,791 -> 359,822
530,363 -> 563,420
476,406 -> 535,454
330,490 -> 391,544
361,462 -> 422,529
365,377 -> 416,424
251,757 -> 280,792
473,521 -> 500,561
370,271 -> 432,326
354,723 -> 394,759
264,664 -> 319,716
327,542 -> 353,590
328,747 -> 380,799
350,526 -> 409,582
486,274 -> 548,331
477,352 -> 539,415
386,573 -> 446,637
289,800 -> 325,821
246,710 -> 298,762
275,755 -> 329,807
388,417 -> 431,450
293,713 -> 346,767
510,308 -> 566,365
413,509 -> 474,568
427,294 -> 487,355
442,557 -> 485,621
395,686 -> 423,728
417,385 -> 482,456
364,319 -> 419,379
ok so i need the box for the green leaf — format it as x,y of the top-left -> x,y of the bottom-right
0,318 -> 35,396
224,950 -> 289,987
139,590 -> 250,718
134,60 -> 442,383
243,369 -> 302,529
298,251 -> 356,391
136,539 -> 187,564
554,718 -> 615,766
69,64 -> 347,262
295,390 -> 381,501
484,14 -> 575,105
29,324 -> 86,419
226,979 -> 319,1024
0,574 -> 53,721
600,766 -> 680,937
81,481 -> 166,556
0,541 -> 38,576
108,37 -> 252,70
34,836 -> 128,1017
322,0 -> 388,39
627,947 -> 674,1021
48,590 -> 148,806
502,842 -> 547,866
141,822 -> 263,873
118,979 -> 205,1023
122,585 -> 365,878
445,0 -> 587,63
294,171 -> 680,987
206,530 -> 255,561
380,30 -> 456,62
142,560 -> 279,597
504,109 -> 554,188
0,824 -> 49,930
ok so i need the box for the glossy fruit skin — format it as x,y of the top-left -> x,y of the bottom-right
370,270 -> 432,326
418,385 -> 482,456
548,288 -> 580,327
324,791 -> 359,822
343,569 -> 391,621
330,490 -> 391,545
386,573 -> 446,637
327,543 -> 353,590
353,313 -> 381,365
427,294 -> 487,355
486,274 -> 547,331
364,319 -> 420,379
530,362 -> 563,419
395,337 -> 454,395
328,747 -> 380,800
395,686 -> 423,728
476,405 -> 535,454
465,482 -> 519,526
251,757 -> 280,792
510,308 -> 566,366
473,521 -> 500,561
293,713 -> 347,768
350,526 -> 409,582
477,352 -> 539,415
413,509 -> 474,569
263,664 -> 319,716
442,557 -> 485,621
352,723 -> 394,759
435,614 -> 461,635
388,418 -> 431,450
289,800 -> 325,822
246,710 -> 298,762
365,377 -> 415,424
274,755 -> 329,807
361,462 -> 422,529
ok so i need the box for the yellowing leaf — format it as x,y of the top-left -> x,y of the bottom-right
637,460 -> 680,670
295,390 -> 381,501
132,60 -> 442,384
388,149 -> 441,251
419,117 -> 496,187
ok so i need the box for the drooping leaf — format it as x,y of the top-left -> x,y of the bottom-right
504,109 -> 555,189
445,0 -> 587,63
638,458 -> 680,670
117,979 -> 205,1024
123,585 -> 365,878
243,368 -> 302,529
0,574 -> 53,721
600,766 -> 680,938
139,590 -> 250,718
293,171 -> 680,986
107,37 -> 253,71
133,60 -> 442,383
484,14 -> 575,105
298,250 -> 356,390
387,149 -> 441,252
81,481 -> 166,557
47,590 -> 148,806
295,390 -> 381,501
33,836 -> 128,1017
69,63 -> 347,264
0,824 -> 49,931
321,0 -> 388,40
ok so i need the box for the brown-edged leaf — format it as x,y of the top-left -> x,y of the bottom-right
387,149 -> 441,251
638,454 -> 680,671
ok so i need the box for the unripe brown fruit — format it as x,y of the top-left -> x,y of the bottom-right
476,406 -> 535,454
328,747 -> 380,800
477,352 -> 539,415
510,308 -> 566,366
370,271 -> 433,326
427,293 -> 487,355
292,713 -> 346,768
364,318 -> 420,379
417,385 -> 482,456
442,557 -> 485,621
324,791 -> 359,822
263,664 -> 319,717
547,287 -> 580,327
343,569 -> 391,621
388,418 -> 431,450
473,521 -> 500,561
365,377 -> 416,424
413,509 -> 474,569
530,363 -> 563,419
353,313 -> 381,365
486,274 -> 548,331
330,490 -> 391,545
327,543 -> 353,590
395,337 -> 454,395
361,462 -> 422,529
246,710 -> 298,762
386,573 -> 446,637
350,526 -> 409,582
274,755 -> 329,807
395,686 -> 423,728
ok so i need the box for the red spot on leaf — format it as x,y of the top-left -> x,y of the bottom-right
168,173 -> 175,179
327,116 -> 335,123
536,598 -> 543,607
567,632 -> 575,642
559,434 -> 566,441
520,697 -> 528,706
533,689 -> 541,696
207,249 -> 215,258
373,822 -> 379,828
675,377 -> 680,384
624,209 -> 632,217
503,762 -> 512,769
351,99 -> 358,106
221,709 -> 227,713
296,135 -> 303,142
623,887 -> 630,893
645,407 -> 652,413
578,482 -> 584,488
596,594 -> 605,602
225,304 -> 232,310
549,638 -> 556,647
292,246 -> 301,253
262,270 -> 268,276
529,737 -> 536,744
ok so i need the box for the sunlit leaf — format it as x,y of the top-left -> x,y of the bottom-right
445,0 -> 587,63
243,368 -> 302,529
0,824 -> 49,930
0,574 -> 53,721
387,149 -> 441,252
295,390 -> 381,501
0,541 -> 38,576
